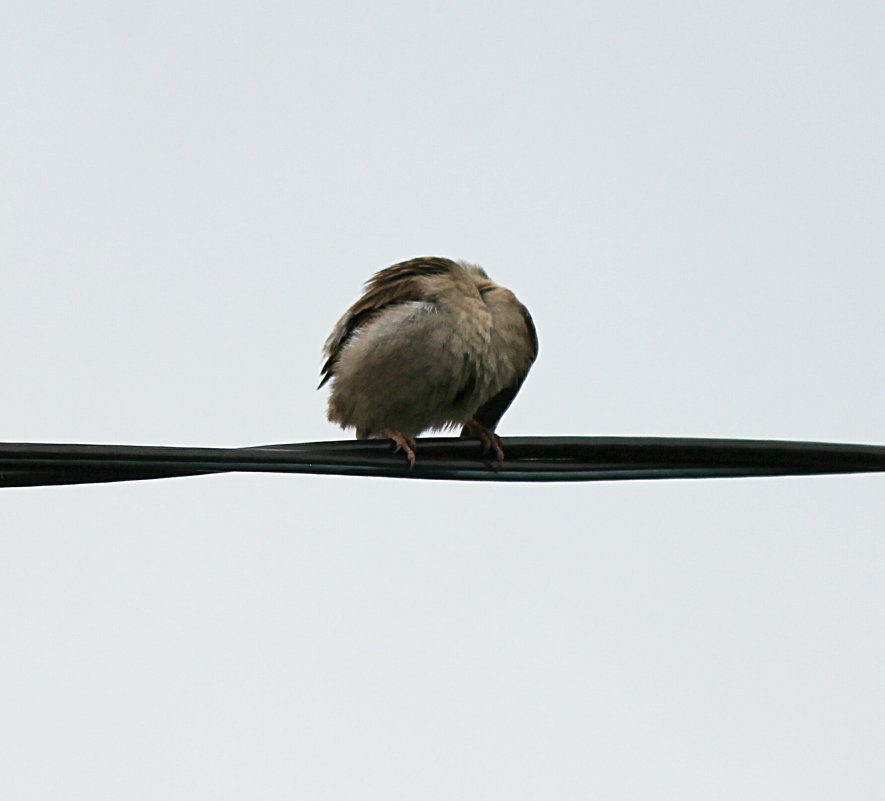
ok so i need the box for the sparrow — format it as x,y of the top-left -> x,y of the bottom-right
319,256 -> 537,467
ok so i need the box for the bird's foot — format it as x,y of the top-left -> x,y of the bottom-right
376,429 -> 418,468
463,418 -> 505,465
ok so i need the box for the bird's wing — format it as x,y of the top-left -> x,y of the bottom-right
319,257 -> 457,387
461,300 -> 538,433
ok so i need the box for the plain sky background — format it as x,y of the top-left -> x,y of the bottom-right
2,1 -> 884,799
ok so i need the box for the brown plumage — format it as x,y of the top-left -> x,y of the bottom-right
320,257 -> 537,466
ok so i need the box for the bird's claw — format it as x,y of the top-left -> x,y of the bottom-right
379,429 -> 417,468
464,419 -> 505,466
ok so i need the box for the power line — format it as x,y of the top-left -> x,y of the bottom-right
2,437 -> 884,487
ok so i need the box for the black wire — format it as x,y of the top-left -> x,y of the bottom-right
2,436 -> 885,487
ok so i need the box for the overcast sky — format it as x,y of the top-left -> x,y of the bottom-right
2,1 -> 884,799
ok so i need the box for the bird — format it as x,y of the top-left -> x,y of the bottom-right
319,256 -> 537,467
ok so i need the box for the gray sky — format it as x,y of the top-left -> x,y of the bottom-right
2,1 -> 884,798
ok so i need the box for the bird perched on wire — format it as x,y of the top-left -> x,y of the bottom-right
320,256 -> 537,467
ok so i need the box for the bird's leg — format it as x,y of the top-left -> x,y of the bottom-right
463,418 -> 505,465
373,429 -> 418,468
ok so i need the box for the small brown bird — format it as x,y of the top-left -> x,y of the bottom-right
320,256 -> 537,466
